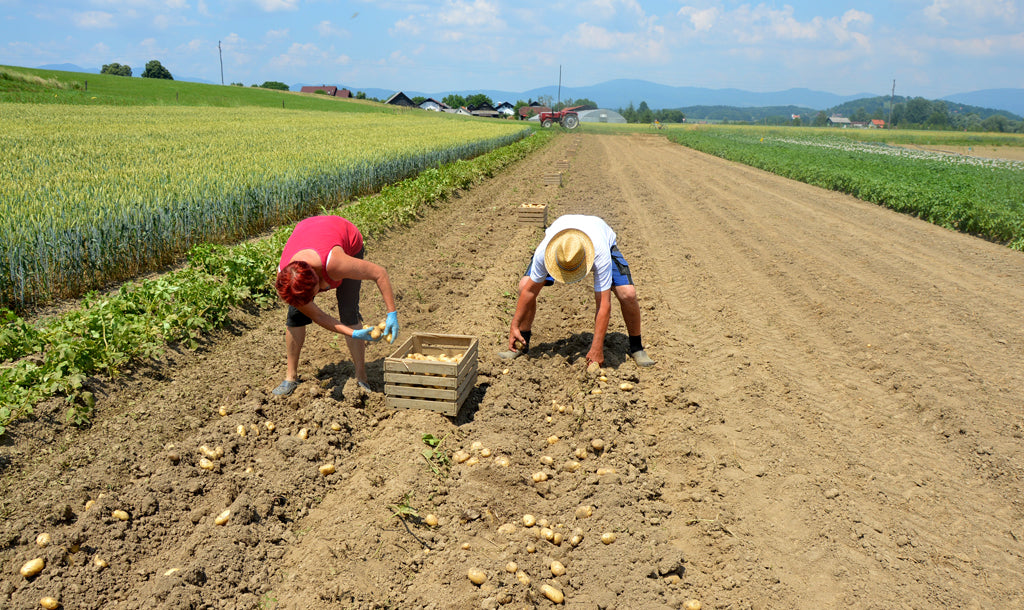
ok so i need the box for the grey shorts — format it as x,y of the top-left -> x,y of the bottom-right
285,248 -> 364,327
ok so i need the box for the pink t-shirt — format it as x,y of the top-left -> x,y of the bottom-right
279,216 -> 364,290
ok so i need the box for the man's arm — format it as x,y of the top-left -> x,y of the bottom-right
508,278 -> 543,350
587,290 -> 612,365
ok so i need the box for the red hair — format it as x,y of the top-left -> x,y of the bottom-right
276,261 -> 319,307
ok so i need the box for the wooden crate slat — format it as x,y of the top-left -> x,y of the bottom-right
383,371 -> 459,388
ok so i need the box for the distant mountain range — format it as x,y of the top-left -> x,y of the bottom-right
35,64 -> 1024,117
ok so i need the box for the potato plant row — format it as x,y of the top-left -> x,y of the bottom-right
0,130 -> 555,437
666,127 -> 1024,250
0,104 -> 531,310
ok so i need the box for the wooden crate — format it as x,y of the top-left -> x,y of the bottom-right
517,204 -> 547,226
554,160 -> 570,171
384,334 -> 478,416
542,172 -> 562,187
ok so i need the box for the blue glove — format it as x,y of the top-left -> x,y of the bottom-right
384,311 -> 399,344
352,327 -> 379,342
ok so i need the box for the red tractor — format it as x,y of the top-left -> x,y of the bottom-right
538,105 -> 584,129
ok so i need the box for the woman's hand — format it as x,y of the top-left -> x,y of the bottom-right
384,311 -> 399,344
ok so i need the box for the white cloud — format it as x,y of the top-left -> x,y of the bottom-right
73,11 -> 116,28
317,20 -> 349,38
254,0 -> 300,12
923,0 -> 1019,27
435,0 -> 504,30
266,28 -> 290,40
678,6 -> 718,32
567,22 -> 666,62
269,42 -> 327,68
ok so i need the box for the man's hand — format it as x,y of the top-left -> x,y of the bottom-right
586,345 -> 604,366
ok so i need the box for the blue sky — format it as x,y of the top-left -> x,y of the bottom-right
1,0 -> 1021,98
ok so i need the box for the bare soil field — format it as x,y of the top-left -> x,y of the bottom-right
3,133 -> 1023,610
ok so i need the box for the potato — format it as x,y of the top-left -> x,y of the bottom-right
35,533 -> 51,547
460,542 -> 471,550
505,561 -> 518,573
215,509 -> 231,526
330,421 -> 342,431
218,405 -> 228,417
540,527 -> 554,541
479,448 -> 492,458
569,530 -> 584,547
600,532 -> 617,545
619,382 -> 634,391
574,447 -> 588,460
497,523 -> 516,535
552,531 -> 564,546
39,597 -> 59,610
112,509 -> 130,522
547,435 -> 559,445
531,471 -> 548,483
597,467 -> 616,476
586,361 -> 601,375
370,327 -> 382,339
591,388 -> 602,395
550,560 -> 566,576
540,455 -> 554,466
470,441 -> 484,451
236,425 -> 247,437
562,461 -> 581,473
264,421 -> 276,432
199,445 -> 220,460
199,458 -> 215,471
522,514 -> 537,527
376,320 -> 387,331
467,568 -> 487,585
318,464 -> 336,476
453,450 -> 471,464
94,556 -> 108,570
298,428 -> 309,440
591,438 -> 606,452
494,456 -> 510,467
84,500 -> 96,511
516,570 -> 531,585
540,583 -> 565,604
575,505 -> 594,519
20,557 -> 44,578
683,601 -> 702,610
424,513 -> 439,527
465,456 -> 480,466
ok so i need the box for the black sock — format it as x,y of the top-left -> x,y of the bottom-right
629,335 -> 644,353
521,330 -> 532,350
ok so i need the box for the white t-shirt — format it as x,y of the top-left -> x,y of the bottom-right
528,215 -> 617,291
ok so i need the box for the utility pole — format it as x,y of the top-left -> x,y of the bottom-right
219,41 -> 224,85
557,65 -> 562,109
888,79 -> 895,128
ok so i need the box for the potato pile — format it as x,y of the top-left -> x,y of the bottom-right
519,203 -> 545,209
403,351 -> 465,363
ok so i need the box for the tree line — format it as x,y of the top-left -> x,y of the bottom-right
101,60 -> 173,80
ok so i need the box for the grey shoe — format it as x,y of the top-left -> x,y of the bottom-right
273,380 -> 298,396
357,380 -> 373,393
630,350 -> 656,367
498,348 -> 526,360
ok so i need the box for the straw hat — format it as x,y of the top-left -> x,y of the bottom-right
544,228 -> 595,284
